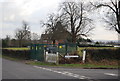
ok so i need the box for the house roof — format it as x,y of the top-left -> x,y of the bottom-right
41,34 -> 51,40
41,30 -> 70,40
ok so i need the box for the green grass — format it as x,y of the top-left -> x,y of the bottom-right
28,61 -> 118,68
58,64 -> 118,68
3,47 -> 30,50
2,55 -> 118,68
28,61 -> 56,66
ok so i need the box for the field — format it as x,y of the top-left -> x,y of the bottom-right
3,47 -> 30,50
2,47 -> 118,55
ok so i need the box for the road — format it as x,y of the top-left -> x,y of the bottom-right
2,59 -> 119,80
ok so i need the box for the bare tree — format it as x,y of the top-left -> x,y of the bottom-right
41,14 -> 58,44
15,21 -> 31,47
31,33 -> 40,44
41,13 -> 68,44
52,21 -> 69,43
42,13 -> 63,33
60,1 -> 94,43
91,0 -> 120,34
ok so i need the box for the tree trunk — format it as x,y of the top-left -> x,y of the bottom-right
53,40 -> 56,44
19,39 -> 22,47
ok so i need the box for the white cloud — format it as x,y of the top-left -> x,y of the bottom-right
0,0 -> 118,41
1,0 -> 61,38
14,0 -> 60,16
91,22 -> 118,40
4,14 -> 15,21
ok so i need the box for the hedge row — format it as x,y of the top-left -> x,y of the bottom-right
86,48 -> 120,61
2,49 -> 30,60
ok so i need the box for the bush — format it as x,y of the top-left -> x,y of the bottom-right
86,48 -> 120,61
2,49 -> 30,60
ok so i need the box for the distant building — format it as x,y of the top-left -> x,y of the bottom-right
79,42 -> 94,45
40,30 -> 70,44
40,34 -> 52,44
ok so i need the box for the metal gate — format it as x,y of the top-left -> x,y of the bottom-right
30,44 -> 44,61
30,43 -> 77,61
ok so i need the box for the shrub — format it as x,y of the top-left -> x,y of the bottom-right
86,48 -> 120,61
2,49 -> 30,60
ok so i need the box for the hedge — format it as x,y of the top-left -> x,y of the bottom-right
86,48 -> 120,61
2,48 -> 120,62
2,49 -> 30,60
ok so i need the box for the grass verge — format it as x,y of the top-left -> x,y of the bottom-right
2,55 -> 118,69
29,61 -> 118,69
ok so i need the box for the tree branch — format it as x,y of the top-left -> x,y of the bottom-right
97,4 -> 116,13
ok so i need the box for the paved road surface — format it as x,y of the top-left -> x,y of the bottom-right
2,59 -> 119,80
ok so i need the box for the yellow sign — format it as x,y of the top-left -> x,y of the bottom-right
44,45 -> 46,47
59,46 -> 62,48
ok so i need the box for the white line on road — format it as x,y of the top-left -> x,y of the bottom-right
33,66 -> 42,69
33,66 -> 90,79
104,73 -> 118,76
33,66 -> 53,71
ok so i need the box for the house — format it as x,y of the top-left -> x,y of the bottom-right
40,30 -> 70,44
40,21 -> 72,44
40,34 -> 52,44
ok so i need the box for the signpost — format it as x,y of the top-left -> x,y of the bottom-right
65,55 -> 79,58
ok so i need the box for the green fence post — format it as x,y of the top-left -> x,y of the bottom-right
65,43 -> 67,55
76,43 -> 77,51
34,44 -> 37,60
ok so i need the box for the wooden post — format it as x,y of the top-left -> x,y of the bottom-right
45,51 -> 48,62
56,52 -> 59,65
82,49 -> 86,63
44,50 -> 46,62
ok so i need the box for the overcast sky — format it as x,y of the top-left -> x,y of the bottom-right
0,0 -> 118,41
